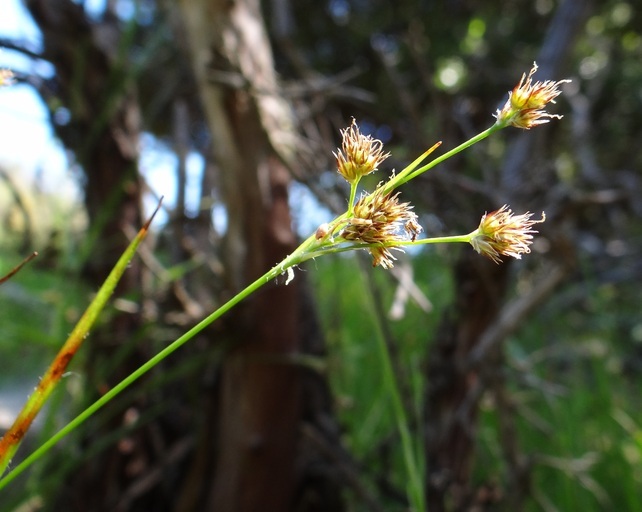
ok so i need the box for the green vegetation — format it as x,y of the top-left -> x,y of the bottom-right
311,249 -> 642,510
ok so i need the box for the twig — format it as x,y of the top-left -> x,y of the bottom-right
0,252 -> 38,285
388,260 -> 433,320
466,263 -> 567,371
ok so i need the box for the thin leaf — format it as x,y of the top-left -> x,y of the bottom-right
0,200 -> 162,478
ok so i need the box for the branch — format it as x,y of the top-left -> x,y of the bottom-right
0,38 -> 48,62
466,263 -> 568,371
0,252 -> 38,285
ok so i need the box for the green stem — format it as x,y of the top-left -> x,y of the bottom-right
298,233 -> 474,262
0,248 -> 306,491
397,233 -> 474,246
0,222 -> 472,490
347,180 -> 358,216
384,141 -> 443,192
384,124 -> 501,194
366,288 -> 426,512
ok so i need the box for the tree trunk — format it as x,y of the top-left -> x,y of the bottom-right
26,0 -> 346,509
177,1 -> 303,510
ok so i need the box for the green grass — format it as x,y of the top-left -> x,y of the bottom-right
311,249 -> 453,509
312,250 -> 642,511
478,277 -> 642,511
0,252 -> 89,380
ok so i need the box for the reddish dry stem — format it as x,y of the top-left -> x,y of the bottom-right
0,348 -> 79,458
0,200 -> 161,461
0,252 -> 38,285
44,351 -> 74,384
143,196 -> 163,232
8,427 -> 24,444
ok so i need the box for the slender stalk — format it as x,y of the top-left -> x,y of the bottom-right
387,124 -> 500,192
0,249 -> 303,490
365,284 -> 426,512
0,220 -> 474,491
298,233 -> 474,261
347,181 -> 358,217
398,233 -> 474,246
0,251 -> 38,285
383,141 -> 443,193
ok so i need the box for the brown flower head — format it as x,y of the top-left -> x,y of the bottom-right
334,119 -> 390,183
494,62 -> 571,129
469,205 -> 545,264
341,188 -> 421,268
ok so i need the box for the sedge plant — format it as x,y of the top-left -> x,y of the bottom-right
0,62 -> 570,511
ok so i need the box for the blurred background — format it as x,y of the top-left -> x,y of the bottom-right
1,0 -> 641,511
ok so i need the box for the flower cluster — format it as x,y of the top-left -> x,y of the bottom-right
334,119 -> 390,184
320,61 -> 571,269
469,205 -> 545,263
341,189 -> 421,269
494,62 -> 571,129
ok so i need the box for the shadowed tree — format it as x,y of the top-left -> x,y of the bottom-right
22,0 -> 343,510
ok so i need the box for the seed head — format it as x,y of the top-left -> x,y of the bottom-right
494,62 -> 571,129
469,205 -> 545,264
334,119 -> 390,184
342,189 -> 421,269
